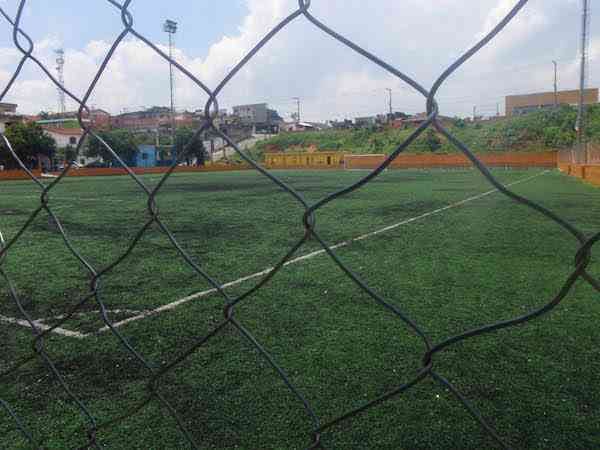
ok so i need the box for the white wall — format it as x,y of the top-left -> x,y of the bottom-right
45,131 -> 81,148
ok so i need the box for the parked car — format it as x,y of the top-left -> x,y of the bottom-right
56,161 -> 82,171
84,161 -> 109,168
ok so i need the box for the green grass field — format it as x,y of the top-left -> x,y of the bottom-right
1,168 -> 599,449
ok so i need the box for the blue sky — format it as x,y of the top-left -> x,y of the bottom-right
1,0 -> 248,58
0,1 -> 598,121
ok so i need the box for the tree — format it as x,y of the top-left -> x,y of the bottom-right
174,127 -> 207,166
60,145 -> 78,162
86,129 -> 138,164
453,117 -> 466,128
1,122 -> 56,169
425,129 -> 442,152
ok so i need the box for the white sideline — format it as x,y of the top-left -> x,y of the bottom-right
0,314 -> 86,339
98,170 -> 549,334
19,195 -> 128,203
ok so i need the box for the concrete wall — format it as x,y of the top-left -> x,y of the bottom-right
265,151 -> 345,169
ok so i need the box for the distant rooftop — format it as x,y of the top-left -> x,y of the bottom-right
0,103 -> 18,114
37,118 -> 90,124
41,126 -> 84,136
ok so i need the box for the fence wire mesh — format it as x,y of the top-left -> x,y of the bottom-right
0,1 -> 599,449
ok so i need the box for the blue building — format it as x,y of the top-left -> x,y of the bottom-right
131,144 -> 158,168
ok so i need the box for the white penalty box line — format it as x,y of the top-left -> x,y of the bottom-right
1,170 -> 549,339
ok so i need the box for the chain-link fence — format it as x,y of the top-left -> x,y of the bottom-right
1,1 -> 599,449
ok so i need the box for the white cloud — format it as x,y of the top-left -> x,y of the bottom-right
0,0 -> 596,120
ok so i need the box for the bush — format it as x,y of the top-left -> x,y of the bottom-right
251,105 -> 600,158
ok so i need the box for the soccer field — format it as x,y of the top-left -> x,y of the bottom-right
1,168 -> 599,449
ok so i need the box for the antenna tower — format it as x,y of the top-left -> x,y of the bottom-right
55,49 -> 66,114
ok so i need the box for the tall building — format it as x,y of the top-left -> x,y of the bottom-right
0,103 -> 20,133
505,88 -> 598,116
232,103 -> 282,133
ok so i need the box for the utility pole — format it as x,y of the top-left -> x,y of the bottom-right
292,97 -> 301,123
163,19 -> 178,152
575,0 -> 589,163
385,88 -> 393,119
552,60 -> 558,108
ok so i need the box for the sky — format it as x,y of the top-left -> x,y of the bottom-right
0,0 -> 598,121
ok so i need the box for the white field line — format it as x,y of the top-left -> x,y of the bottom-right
1,170 -> 548,338
17,195 -> 129,203
0,314 -> 86,339
98,170 -> 549,334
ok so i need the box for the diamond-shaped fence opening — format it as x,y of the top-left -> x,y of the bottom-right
0,1 -> 599,449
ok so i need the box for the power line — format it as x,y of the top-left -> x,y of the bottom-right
553,60 -> 558,108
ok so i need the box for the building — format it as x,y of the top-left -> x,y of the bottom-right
506,88 -> 599,116
264,150 -> 344,169
87,109 -> 111,128
0,102 -> 21,133
112,107 -> 197,133
354,116 -> 377,127
36,118 -> 90,129
282,121 -> 328,132
233,103 -> 268,125
232,103 -> 282,133
329,119 -> 354,129
129,144 -> 158,168
391,112 -> 454,128
42,127 -> 84,170
42,126 -> 84,148
30,109 -> 110,128
0,103 -> 17,114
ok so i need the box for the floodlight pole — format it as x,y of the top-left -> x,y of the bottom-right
163,19 -> 178,156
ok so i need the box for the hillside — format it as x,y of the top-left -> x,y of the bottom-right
252,105 -> 600,158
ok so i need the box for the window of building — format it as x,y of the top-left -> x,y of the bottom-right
142,153 -> 148,160
69,136 -> 77,145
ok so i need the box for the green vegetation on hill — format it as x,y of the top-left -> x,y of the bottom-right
254,105 -> 600,158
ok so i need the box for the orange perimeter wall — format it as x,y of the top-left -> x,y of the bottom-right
0,165 -> 250,181
1,152 -> 559,181
558,163 -> 600,187
0,169 -> 42,180
344,152 -> 557,170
